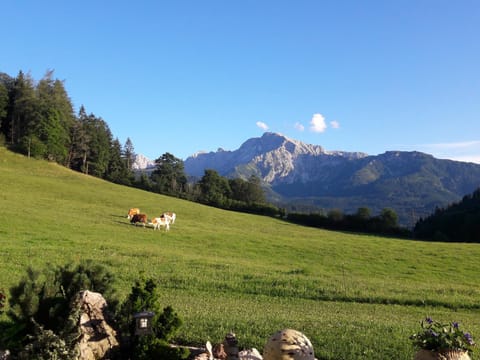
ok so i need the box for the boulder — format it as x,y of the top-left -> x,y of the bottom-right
239,348 -> 262,360
213,343 -> 227,359
74,290 -> 119,360
263,329 -> 315,360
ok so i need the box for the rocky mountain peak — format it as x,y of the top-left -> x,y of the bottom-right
239,132 -> 325,158
132,154 -> 155,170
132,132 -> 480,227
183,132 -> 365,181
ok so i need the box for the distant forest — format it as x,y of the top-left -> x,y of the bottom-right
413,188 -> 480,242
1,70 -> 478,242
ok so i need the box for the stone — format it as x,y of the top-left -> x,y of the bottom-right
414,349 -> 471,360
213,343 -> 227,359
193,341 -> 214,360
239,348 -> 263,360
263,329 -> 315,360
74,290 -> 120,360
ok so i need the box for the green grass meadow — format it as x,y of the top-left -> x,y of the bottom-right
1,147 -> 479,359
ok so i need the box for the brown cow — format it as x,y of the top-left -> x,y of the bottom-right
127,208 -> 140,219
130,213 -> 147,227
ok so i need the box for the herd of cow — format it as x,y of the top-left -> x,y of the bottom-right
126,208 -> 176,231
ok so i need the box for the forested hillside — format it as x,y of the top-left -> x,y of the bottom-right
414,187 -> 480,242
0,70 -> 136,185
2,70 -> 477,241
0,70 -> 280,218
185,133 -> 480,228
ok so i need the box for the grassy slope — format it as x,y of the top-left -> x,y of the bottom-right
1,147 -> 479,359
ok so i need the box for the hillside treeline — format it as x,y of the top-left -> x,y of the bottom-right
0,70 -> 281,217
286,207 -> 410,237
0,70 -> 136,185
137,154 -> 283,217
2,70 -> 478,240
413,187 -> 480,242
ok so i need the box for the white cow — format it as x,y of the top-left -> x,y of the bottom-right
162,211 -> 176,224
150,216 -> 170,231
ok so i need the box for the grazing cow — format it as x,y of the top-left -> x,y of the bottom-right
151,216 -> 170,231
162,211 -> 176,224
130,213 -> 147,227
127,208 -> 140,219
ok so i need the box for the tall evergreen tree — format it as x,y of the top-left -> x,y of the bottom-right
107,138 -> 133,185
0,81 -> 9,135
35,71 -> 75,163
68,106 -> 90,172
84,115 -> 113,177
379,208 -> 399,231
245,175 -> 265,204
9,71 -> 38,151
198,169 -> 232,206
124,137 -> 135,172
228,175 -> 265,204
70,106 -> 112,177
151,152 -> 187,195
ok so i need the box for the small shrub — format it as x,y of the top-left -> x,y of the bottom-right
134,337 -> 189,360
0,289 -> 5,315
17,319 -> 79,360
116,278 -> 189,360
410,317 -> 476,353
7,261 -> 118,356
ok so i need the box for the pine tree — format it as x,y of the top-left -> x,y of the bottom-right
151,152 -> 187,195
198,169 -> 232,206
68,106 -> 90,172
124,137 -> 135,171
35,70 -> 75,163
116,279 -> 188,360
107,138 -> 133,185
9,71 -> 38,151
0,82 -> 8,135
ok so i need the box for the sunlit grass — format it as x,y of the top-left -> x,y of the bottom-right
1,147 -> 479,359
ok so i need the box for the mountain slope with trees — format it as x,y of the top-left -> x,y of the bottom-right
413,187 -> 480,242
0,70 -> 278,218
3,69 -> 479,231
0,70 -> 135,186
184,133 -> 480,227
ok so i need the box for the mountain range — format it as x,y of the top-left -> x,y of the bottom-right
137,132 -> 480,227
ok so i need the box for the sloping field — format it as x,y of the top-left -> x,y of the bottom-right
1,147 -> 479,359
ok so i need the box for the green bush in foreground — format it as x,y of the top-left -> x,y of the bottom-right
3,262 -> 188,360
3,261 -> 117,357
116,278 -> 189,360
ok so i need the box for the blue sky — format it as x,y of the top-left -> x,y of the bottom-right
2,1 -> 480,162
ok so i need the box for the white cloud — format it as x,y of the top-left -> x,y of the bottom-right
426,141 -> 480,164
330,120 -> 340,129
294,122 -> 305,131
424,140 -> 480,150
256,121 -> 269,131
309,113 -> 327,133
448,155 -> 480,164
397,140 -> 480,164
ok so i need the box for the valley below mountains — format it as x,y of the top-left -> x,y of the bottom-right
141,132 -> 480,227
